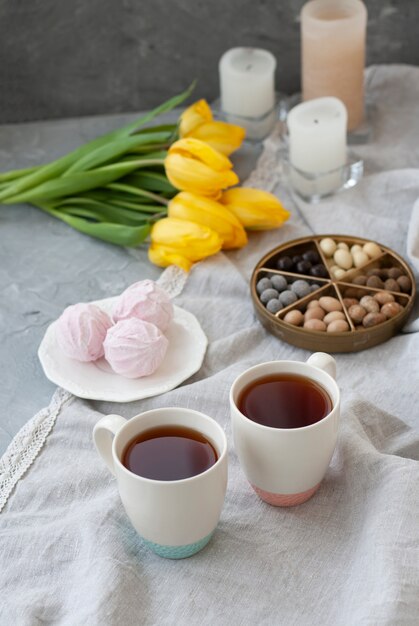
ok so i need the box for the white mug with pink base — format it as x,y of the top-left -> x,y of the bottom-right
230,353 -> 340,506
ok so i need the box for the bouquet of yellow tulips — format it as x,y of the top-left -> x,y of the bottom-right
0,85 -> 290,271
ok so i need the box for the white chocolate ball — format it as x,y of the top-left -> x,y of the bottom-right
353,251 -> 369,268
350,244 -> 363,255
334,249 -> 353,270
363,242 -> 382,258
337,242 -> 349,250
333,268 -> 346,280
319,238 -> 337,257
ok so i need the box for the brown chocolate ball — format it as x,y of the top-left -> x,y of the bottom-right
384,278 -> 400,292
387,267 -> 403,279
362,312 -> 387,328
366,275 -> 385,289
348,304 -> 367,323
381,302 -> 403,318
397,275 -> 411,293
353,275 -> 368,286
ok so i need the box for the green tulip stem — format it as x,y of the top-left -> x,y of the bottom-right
106,183 -> 169,206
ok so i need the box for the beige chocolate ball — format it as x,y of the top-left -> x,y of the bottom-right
305,307 -> 325,321
334,249 -> 353,270
359,296 -> 380,313
323,311 -> 346,324
381,302 -> 403,318
318,296 -> 343,312
373,291 -> 395,305
327,320 -> 350,333
353,251 -> 369,268
283,310 -> 304,326
333,268 -> 347,280
319,238 -> 337,257
350,244 -> 363,255
362,312 -> 387,328
304,319 -> 327,331
337,242 -> 349,250
363,242 -> 382,258
348,304 -> 367,323
307,299 -> 320,309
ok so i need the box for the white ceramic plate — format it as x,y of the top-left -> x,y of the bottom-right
38,298 -> 207,402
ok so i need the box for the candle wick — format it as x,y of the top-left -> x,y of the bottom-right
246,64 -> 252,71
314,119 -> 319,124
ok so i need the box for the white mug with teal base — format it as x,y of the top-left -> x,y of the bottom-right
93,407 -> 228,559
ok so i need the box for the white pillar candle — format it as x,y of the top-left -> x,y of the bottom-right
219,48 -> 277,140
301,0 -> 367,131
287,97 -> 347,197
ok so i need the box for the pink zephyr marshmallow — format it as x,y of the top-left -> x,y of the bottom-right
56,303 -> 112,362
104,318 -> 169,378
113,279 -> 173,331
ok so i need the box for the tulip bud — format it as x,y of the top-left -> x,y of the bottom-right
221,188 -> 290,230
165,138 -> 239,197
149,217 -> 222,271
168,192 -> 247,250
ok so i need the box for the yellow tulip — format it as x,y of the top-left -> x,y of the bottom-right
179,99 -> 213,136
179,99 -> 245,155
149,217 -> 222,271
221,188 -> 290,230
185,121 -> 245,156
168,192 -> 247,250
165,138 -> 239,196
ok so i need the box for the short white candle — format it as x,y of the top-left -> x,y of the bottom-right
219,48 -> 277,140
287,97 -> 347,198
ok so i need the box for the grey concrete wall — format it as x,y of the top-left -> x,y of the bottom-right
1,0 -> 418,123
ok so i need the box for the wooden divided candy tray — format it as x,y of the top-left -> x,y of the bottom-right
251,235 -> 416,352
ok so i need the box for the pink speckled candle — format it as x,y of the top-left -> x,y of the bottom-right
301,0 -> 367,131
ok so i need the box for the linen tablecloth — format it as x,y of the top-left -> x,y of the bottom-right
1,65 -> 419,625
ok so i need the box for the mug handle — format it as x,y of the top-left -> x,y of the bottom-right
306,352 -> 336,380
93,414 -> 127,476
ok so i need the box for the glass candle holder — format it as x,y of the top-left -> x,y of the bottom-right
212,95 -> 281,143
282,151 -> 364,203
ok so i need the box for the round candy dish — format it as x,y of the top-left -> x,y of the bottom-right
251,235 -> 416,352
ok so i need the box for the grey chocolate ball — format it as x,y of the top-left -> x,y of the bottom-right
260,288 -> 279,304
256,277 -> 272,294
270,274 -> 288,292
290,279 -> 311,298
279,290 -> 298,307
266,299 -> 283,314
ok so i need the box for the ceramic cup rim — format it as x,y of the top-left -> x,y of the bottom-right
111,407 -> 228,486
230,360 -> 340,433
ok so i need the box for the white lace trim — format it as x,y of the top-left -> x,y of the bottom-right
157,264 -> 189,299
0,388 -> 74,512
0,265 -> 189,512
